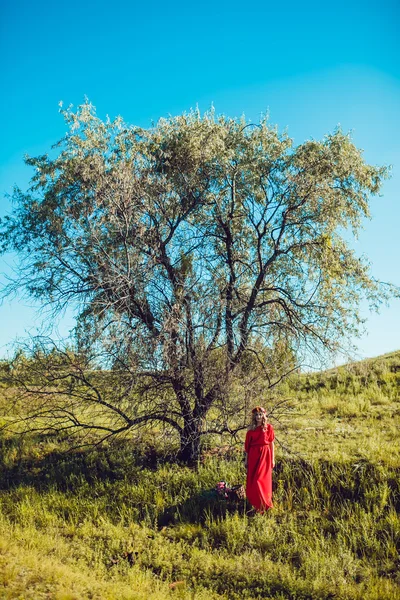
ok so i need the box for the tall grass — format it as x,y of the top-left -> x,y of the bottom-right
1,351 -> 399,599
0,433 -> 399,600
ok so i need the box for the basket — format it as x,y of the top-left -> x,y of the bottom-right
215,481 -> 245,502
227,484 -> 245,501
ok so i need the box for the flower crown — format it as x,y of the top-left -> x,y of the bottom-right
252,406 -> 266,414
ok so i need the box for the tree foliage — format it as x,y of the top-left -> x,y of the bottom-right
0,101 -> 395,462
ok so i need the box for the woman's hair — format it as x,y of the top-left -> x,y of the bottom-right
249,407 -> 268,430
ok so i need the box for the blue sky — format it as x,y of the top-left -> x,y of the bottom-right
1,0 -> 399,364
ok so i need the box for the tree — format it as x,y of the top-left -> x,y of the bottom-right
0,101 -> 396,463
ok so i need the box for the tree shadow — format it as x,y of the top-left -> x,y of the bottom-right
0,432 -> 176,493
158,490 -> 250,527
0,432 -> 251,526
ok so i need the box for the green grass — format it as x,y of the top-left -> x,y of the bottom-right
0,435 -> 399,599
0,351 -> 399,599
277,350 -> 400,466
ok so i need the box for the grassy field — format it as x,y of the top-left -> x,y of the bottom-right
0,352 -> 399,599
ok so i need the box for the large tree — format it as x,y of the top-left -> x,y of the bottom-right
0,102 -> 395,462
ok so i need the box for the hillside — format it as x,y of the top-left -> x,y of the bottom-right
0,351 -> 399,599
279,350 -> 400,466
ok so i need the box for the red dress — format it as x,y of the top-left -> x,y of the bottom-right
244,424 -> 275,512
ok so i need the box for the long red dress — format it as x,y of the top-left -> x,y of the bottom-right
244,424 -> 275,512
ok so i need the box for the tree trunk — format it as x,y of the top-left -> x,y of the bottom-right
178,415 -> 202,465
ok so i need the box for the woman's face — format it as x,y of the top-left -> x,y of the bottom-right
254,411 -> 263,424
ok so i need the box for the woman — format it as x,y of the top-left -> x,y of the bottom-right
244,406 -> 275,512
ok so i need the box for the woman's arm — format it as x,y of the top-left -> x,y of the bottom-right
271,441 -> 275,468
244,430 -> 250,469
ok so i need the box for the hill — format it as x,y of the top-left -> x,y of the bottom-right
280,350 -> 400,466
0,351 -> 399,599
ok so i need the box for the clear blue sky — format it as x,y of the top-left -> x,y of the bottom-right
1,0 -> 399,364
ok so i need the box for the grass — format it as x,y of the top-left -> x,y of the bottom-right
0,351 -> 399,599
277,351 -> 400,466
